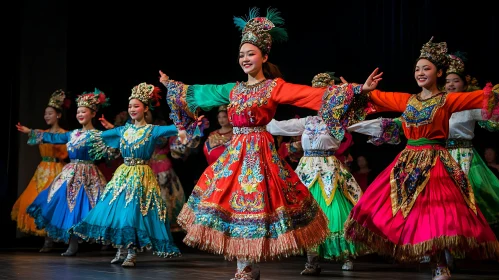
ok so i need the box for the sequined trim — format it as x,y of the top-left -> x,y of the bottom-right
446,138 -> 473,149
124,157 -> 149,166
228,79 -> 276,115
303,150 -> 335,157
233,126 -> 267,134
401,93 -> 446,127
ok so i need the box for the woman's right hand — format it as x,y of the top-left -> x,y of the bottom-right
99,114 -> 115,129
16,122 -> 31,134
159,70 -> 169,86
362,68 -> 383,93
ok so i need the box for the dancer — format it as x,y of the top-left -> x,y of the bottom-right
160,7 -> 382,279
343,37 -> 499,280
71,82 -> 188,267
266,72 -> 367,275
12,90 -> 69,252
17,89 -> 109,256
203,105 -> 233,165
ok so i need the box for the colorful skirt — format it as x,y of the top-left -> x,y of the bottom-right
295,154 -> 364,260
150,156 -> 185,232
177,130 -> 329,262
27,161 -> 106,243
11,160 -> 65,236
344,144 -> 499,262
449,147 -> 499,227
71,164 -> 180,257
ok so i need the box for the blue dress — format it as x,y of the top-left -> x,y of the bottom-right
71,123 -> 181,257
27,129 -> 107,243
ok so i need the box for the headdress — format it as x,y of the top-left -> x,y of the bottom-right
234,7 -> 288,54
130,82 -> 162,109
48,89 -> 70,110
446,52 -> 466,76
218,105 -> 228,112
419,36 -> 449,68
76,88 -> 110,111
311,72 -> 341,88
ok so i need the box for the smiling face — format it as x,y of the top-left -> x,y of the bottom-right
76,106 -> 95,125
445,73 -> 466,93
128,98 -> 148,121
414,58 -> 442,89
239,43 -> 268,76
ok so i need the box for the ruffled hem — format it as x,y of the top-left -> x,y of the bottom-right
319,231 -> 368,261
177,203 -> 330,262
27,204 -> 70,243
344,218 -> 499,262
71,223 -> 181,258
11,210 -> 47,236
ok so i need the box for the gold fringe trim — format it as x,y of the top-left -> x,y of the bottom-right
344,218 -> 499,262
177,204 -> 330,262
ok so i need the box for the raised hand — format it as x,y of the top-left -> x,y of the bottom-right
178,130 -> 188,145
16,122 -> 31,134
340,76 -> 348,85
362,68 -> 383,93
98,114 -> 115,129
159,70 -> 169,86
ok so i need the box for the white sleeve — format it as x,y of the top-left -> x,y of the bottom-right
347,118 -> 384,137
266,117 -> 307,136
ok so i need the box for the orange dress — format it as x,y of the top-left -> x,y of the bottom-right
11,128 -> 68,235
344,88 -> 499,261
166,78 -> 330,261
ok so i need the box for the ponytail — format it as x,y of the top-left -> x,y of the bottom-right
263,61 -> 283,79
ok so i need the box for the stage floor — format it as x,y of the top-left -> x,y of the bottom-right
0,247 -> 498,280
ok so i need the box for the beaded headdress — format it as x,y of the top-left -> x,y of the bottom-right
129,82 -> 162,108
311,72 -> 341,88
76,88 -> 110,111
446,52 -> 466,76
234,7 -> 288,54
419,36 -> 449,68
48,89 -> 69,110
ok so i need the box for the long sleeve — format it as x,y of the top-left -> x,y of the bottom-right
271,79 -> 327,111
348,118 -> 402,146
165,80 -> 235,142
54,144 -> 69,161
368,90 -> 412,113
28,129 -> 70,145
88,128 -> 121,160
446,84 -> 499,120
153,125 -> 178,143
266,118 -> 307,136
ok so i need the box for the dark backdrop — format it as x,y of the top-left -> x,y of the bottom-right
3,0 -> 498,247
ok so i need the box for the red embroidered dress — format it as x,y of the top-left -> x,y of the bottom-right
165,78 -> 330,261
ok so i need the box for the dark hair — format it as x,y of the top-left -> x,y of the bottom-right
263,61 -> 283,79
414,57 -> 448,89
46,106 -> 67,129
446,71 -> 468,87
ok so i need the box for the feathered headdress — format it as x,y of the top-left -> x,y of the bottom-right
130,82 -> 162,109
419,36 -> 449,68
234,7 -> 288,54
76,88 -> 110,111
311,72 -> 341,88
48,89 -> 71,110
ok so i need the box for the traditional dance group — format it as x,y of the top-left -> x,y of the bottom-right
12,7 -> 499,280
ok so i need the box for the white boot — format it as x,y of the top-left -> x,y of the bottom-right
231,259 -> 260,280
342,259 -> 354,271
121,248 -> 137,267
110,248 -> 127,264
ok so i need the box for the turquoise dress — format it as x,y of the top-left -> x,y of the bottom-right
27,129 -> 107,243
71,123 -> 181,257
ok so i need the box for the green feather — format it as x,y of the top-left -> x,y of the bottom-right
233,7 -> 260,31
265,7 -> 284,26
266,7 -> 288,42
452,51 -> 468,63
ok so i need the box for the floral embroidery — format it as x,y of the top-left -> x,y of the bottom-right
120,124 -> 153,151
401,93 -> 446,127
304,116 -> 328,147
228,79 -> 276,115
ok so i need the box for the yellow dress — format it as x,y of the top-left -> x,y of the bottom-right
11,128 -> 68,235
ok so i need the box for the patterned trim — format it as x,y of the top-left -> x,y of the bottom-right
233,126 -> 266,134
303,150 -> 335,157
446,138 -> 473,149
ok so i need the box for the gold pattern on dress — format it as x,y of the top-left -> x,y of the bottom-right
228,79 -> 276,115
401,93 -> 447,127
